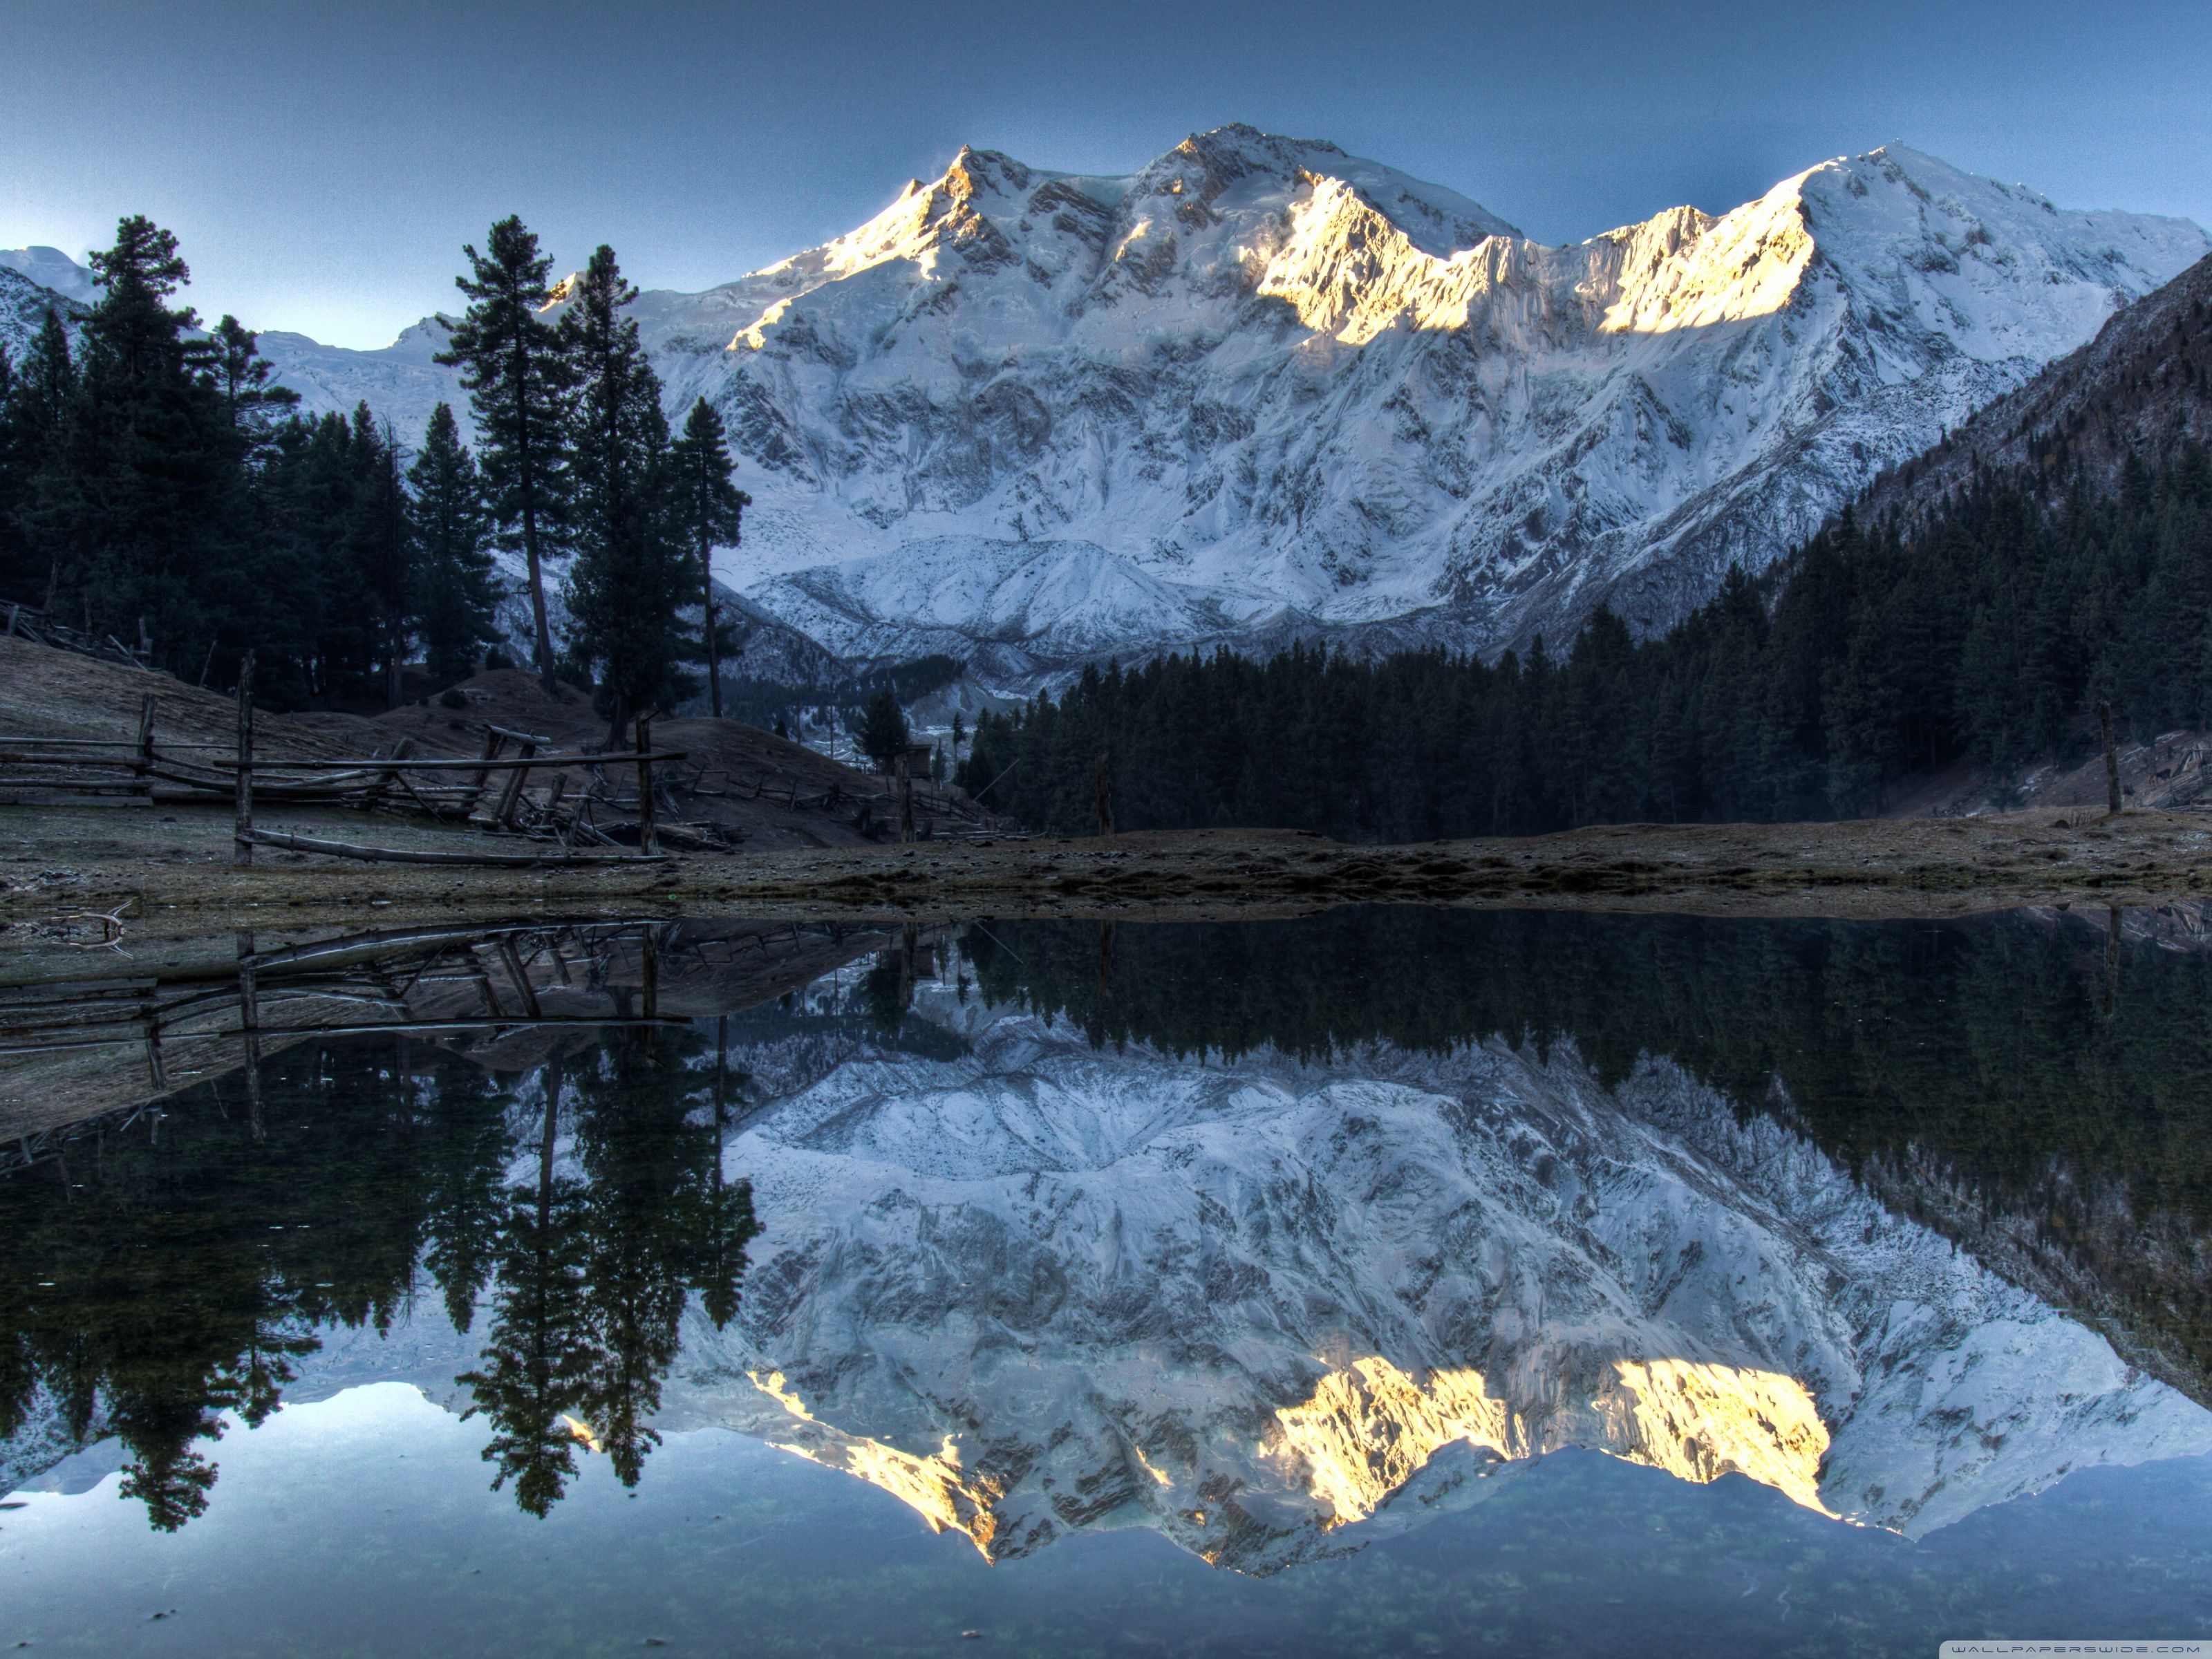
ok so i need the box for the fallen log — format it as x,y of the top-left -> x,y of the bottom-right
238,828 -> 666,868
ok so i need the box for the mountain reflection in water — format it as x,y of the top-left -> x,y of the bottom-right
3,908 -> 2211,1585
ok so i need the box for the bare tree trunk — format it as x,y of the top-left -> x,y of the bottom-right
635,715 -> 658,855
522,498 -> 556,698
603,689 -> 631,758
704,538 -> 724,721
1094,751 -> 1114,837
539,1058 -> 563,1195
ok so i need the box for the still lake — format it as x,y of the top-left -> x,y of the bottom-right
5,908 -> 2211,1656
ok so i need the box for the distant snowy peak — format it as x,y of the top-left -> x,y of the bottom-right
0,245 -> 95,306
722,124 -> 1520,316
0,250 -> 87,366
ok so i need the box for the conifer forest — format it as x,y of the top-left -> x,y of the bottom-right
959,454 -> 2212,836
0,215 -> 744,746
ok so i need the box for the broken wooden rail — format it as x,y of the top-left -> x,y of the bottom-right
236,828 -> 664,868
0,685 -> 691,868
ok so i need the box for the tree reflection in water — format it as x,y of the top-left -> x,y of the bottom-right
462,1020 -> 759,1515
0,1020 -> 756,1529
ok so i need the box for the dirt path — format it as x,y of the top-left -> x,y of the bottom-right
6,805 -> 2209,959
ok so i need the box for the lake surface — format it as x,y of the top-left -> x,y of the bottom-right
6,908 -> 2212,1656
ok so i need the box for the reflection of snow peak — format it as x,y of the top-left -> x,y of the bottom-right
748,1370 -> 1004,1554
649,992 -> 2212,1575
1273,1355 -> 1831,1525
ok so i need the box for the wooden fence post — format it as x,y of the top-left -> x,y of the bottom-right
135,693 -> 156,805
363,736 -> 415,814
2100,702 -> 2121,817
236,930 -> 263,1139
635,715 -> 657,854
465,729 -> 505,820
493,738 -> 538,828
233,653 -> 255,867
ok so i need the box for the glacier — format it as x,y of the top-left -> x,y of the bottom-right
6,127 -> 2206,686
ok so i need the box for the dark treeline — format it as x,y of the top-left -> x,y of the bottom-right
0,1030 -> 755,1530
962,908 -> 2212,1396
720,653 -> 964,743
0,215 -> 747,741
961,452 -> 2212,835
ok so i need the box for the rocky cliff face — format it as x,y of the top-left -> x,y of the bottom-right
10,132 -> 2203,688
1858,248 -> 2212,528
0,254 -> 84,362
652,988 -> 2212,1573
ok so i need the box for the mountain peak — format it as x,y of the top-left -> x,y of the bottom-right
0,245 -> 95,305
1134,125 -> 1521,252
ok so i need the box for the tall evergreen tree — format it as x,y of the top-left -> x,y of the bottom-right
561,245 -> 695,747
439,217 -> 574,695
668,397 -> 750,719
406,402 -> 500,683
46,216 -> 241,661
8,308 -> 79,608
859,688 -> 909,773
346,407 -> 413,709
202,315 -> 298,440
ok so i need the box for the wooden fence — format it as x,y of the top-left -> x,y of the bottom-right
3,598 -> 151,671
2,621 -> 1004,852
0,671 -> 691,865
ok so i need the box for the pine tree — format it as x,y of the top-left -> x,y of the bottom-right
344,407 -> 412,709
407,402 -> 500,683
859,688 -> 908,773
0,315 -> 72,599
438,217 -> 574,695
48,216 -> 241,662
667,397 -> 749,718
202,315 -> 299,440
561,245 -> 695,747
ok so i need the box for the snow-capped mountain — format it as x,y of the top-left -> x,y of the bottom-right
650,987 -> 2212,1573
0,250 -> 85,362
8,129 -> 2206,687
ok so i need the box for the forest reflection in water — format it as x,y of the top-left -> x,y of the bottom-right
3,903 -> 2211,1546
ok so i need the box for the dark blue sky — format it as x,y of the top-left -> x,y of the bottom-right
5,0 -> 2209,346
